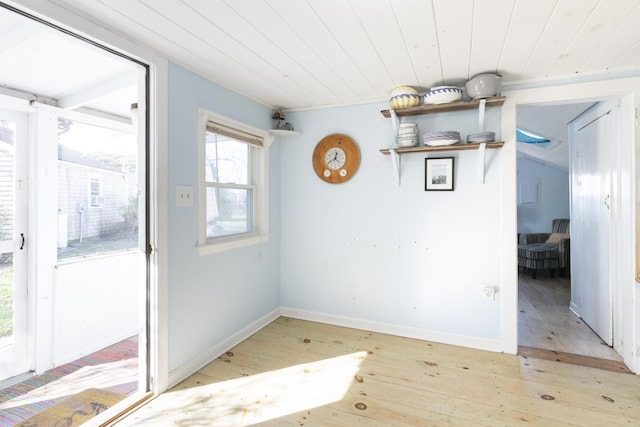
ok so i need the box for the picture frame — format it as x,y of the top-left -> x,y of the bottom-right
425,157 -> 454,191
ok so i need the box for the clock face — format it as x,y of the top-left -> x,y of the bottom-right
312,134 -> 360,184
324,147 -> 346,170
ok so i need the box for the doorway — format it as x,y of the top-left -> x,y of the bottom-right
515,100 -> 625,366
0,4 -> 151,424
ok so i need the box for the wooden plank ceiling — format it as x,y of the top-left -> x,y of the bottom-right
45,0 -> 640,110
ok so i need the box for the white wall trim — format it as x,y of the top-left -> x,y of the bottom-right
167,309 -> 281,389
280,308 -> 503,353
8,0 -> 172,392
168,306 -> 504,388
502,77 -> 640,373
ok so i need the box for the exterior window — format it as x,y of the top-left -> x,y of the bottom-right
205,134 -> 252,237
57,119 -> 138,260
198,110 -> 272,255
89,177 -> 103,207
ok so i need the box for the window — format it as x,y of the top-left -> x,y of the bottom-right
198,110 -> 272,254
57,119 -> 139,260
89,176 -> 103,207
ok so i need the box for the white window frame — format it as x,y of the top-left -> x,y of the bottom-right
88,175 -> 103,208
197,109 -> 273,255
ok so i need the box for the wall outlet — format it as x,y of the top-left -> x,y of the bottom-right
482,286 -> 495,301
176,185 -> 193,207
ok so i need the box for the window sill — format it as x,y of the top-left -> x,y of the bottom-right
196,233 -> 270,256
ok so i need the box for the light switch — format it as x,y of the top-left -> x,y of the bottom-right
176,186 -> 193,207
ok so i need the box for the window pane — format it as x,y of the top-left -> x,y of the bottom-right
205,132 -> 249,185
57,119 -> 138,260
206,187 -> 253,238
0,119 -> 15,339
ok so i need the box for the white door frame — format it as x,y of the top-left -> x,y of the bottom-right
4,0 -> 170,393
501,77 -> 639,373
0,106 -> 31,381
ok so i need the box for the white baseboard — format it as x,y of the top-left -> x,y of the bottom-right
569,301 -> 580,317
169,306 -> 505,388
279,307 -> 503,353
168,308 -> 280,388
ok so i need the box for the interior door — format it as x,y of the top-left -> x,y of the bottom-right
569,101 -> 614,345
0,108 -> 29,381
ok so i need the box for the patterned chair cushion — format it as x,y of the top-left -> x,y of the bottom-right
519,219 -> 570,270
552,218 -> 570,234
518,243 -> 559,271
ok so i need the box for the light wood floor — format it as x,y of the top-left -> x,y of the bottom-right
518,272 -> 623,362
115,317 -> 640,426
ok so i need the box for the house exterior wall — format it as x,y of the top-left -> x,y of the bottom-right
57,161 -> 132,241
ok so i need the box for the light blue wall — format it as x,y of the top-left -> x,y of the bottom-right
167,63 -> 281,372
280,102 -> 504,343
517,157 -> 570,233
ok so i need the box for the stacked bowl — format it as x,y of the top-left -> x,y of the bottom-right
423,131 -> 460,146
424,86 -> 463,105
389,85 -> 420,109
467,131 -> 496,143
397,122 -> 419,147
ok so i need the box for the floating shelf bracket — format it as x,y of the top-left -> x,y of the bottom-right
390,109 -> 399,136
478,99 -> 486,131
389,148 -> 401,184
477,99 -> 487,183
478,142 -> 487,184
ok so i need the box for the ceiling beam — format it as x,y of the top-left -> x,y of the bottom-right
58,72 -> 136,110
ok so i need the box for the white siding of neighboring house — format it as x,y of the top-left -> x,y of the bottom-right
57,161 -> 134,242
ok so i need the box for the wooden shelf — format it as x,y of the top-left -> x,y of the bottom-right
380,141 -> 504,155
268,129 -> 301,136
380,96 -> 506,118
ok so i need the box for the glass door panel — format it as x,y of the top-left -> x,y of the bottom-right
0,109 -> 29,381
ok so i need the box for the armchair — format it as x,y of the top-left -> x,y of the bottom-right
518,218 -> 570,277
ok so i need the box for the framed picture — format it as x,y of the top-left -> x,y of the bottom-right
425,157 -> 454,191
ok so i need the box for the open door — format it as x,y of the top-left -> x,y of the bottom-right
0,5 -> 151,424
0,108 -> 29,381
569,100 -> 616,346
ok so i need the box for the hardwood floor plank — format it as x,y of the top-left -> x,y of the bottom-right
115,318 -> 640,426
519,346 -> 632,374
518,273 -> 623,361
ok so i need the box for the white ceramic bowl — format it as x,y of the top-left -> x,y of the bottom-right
390,85 -> 418,97
424,86 -> 463,104
398,127 -> 418,135
390,94 -> 420,109
397,136 -> 418,147
465,74 -> 502,99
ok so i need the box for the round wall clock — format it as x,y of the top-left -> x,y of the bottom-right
312,133 -> 360,184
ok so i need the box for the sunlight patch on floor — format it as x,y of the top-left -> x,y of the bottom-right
122,351 -> 369,426
0,358 -> 137,410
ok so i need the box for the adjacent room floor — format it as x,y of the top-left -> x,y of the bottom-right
518,271 -> 626,371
